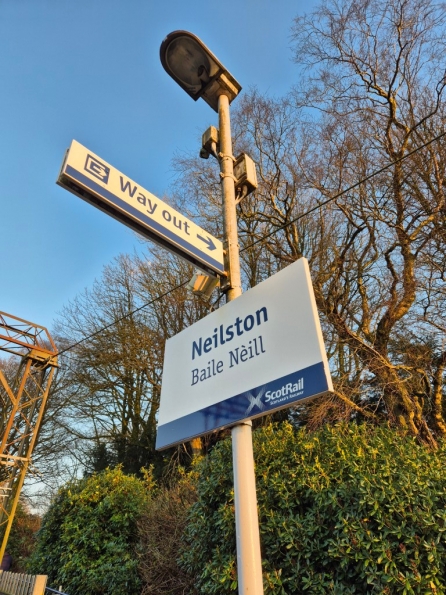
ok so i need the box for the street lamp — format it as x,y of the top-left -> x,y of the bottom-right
160,30 -> 241,112
160,31 -> 264,595
161,30 -> 243,302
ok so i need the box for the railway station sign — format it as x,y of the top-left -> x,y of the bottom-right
156,257 -> 333,449
57,140 -> 224,276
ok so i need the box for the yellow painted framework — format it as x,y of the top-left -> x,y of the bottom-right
0,311 -> 58,561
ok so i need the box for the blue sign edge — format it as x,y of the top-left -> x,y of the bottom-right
64,165 -> 225,274
156,361 -> 329,450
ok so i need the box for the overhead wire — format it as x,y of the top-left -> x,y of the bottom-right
54,280 -> 189,359
50,129 -> 446,360
239,128 -> 446,253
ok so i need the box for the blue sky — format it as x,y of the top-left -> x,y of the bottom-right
0,0 -> 313,333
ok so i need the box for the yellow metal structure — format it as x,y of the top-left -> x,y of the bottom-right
0,311 -> 58,561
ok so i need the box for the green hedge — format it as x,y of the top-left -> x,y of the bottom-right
28,467 -> 147,595
181,423 -> 446,594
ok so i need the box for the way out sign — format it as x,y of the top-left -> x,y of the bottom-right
57,140 -> 224,276
157,258 -> 333,450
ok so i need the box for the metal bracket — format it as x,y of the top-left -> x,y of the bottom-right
220,171 -> 238,183
219,274 -> 231,293
218,152 -> 236,162
220,240 -> 241,294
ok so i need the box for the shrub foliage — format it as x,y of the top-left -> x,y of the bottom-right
181,423 -> 446,594
6,500 -> 41,572
28,467 -> 147,595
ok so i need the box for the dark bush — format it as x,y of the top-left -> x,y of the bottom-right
6,500 -> 41,572
138,471 -> 197,595
28,467 -> 147,595
181,423 -> 446,594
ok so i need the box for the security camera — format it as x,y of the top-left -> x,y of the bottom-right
202,126 -> 220,159
233,153 -> 258,199
199,147 -> 210,159
187,272 -> 220,301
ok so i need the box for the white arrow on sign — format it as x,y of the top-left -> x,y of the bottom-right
57,140 -> 225,276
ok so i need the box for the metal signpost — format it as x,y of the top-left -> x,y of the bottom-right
57,140 -> 224,277
57,30 -> 333,595
159,31 -> 333,595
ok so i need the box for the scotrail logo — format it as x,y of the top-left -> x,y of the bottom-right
243,378 -> 305,416
264,378 -> 304,404
244,387 -> 266,416
84,154 -> 110,184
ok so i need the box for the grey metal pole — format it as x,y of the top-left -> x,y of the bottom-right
218,93 -> 242,303
218,93 -> 264,595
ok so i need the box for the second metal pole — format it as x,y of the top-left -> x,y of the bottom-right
218,93 -> 264,595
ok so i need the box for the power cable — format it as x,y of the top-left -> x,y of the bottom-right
239,128 -> 446,253
52,129 -> 446,358
54,280 -> 189,359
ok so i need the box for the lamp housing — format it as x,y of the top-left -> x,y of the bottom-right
160,31 -> 241,112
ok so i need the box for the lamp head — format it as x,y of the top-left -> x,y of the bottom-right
160,30 -> 241,112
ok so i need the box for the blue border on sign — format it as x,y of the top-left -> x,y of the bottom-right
156,361 -> 329,449
64,165 -> 225,274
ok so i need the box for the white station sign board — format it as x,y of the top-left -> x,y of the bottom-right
57,140 -> 225,276
157,258 -> 333,450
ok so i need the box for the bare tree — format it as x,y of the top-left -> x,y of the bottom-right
52,247 -> 212,477
170,0 -> 446,444
287,0 -> 446,443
